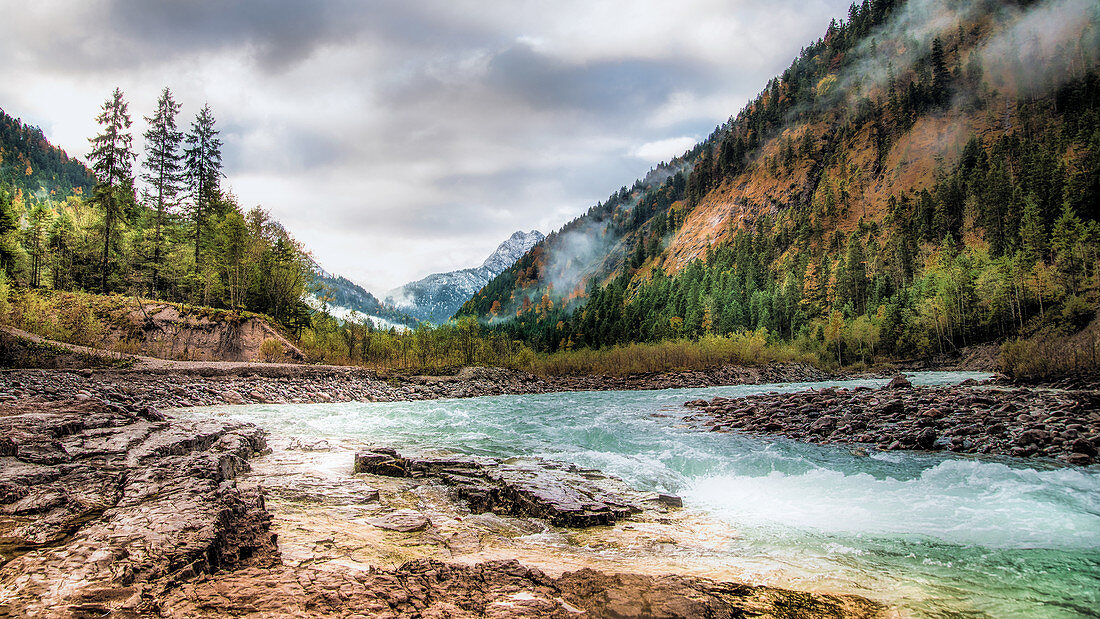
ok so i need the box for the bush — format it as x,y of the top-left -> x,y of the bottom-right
0,272 -> 9,324
1001,313 -> 1100,380
260,338 -> 283,362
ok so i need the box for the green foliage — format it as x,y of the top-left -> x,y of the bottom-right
260,337 -> 283,362
0,108 -> 95,196
0,270 -> 10,323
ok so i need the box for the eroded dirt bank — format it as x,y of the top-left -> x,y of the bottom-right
0,395 -> 884,618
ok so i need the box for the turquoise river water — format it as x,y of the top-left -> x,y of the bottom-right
188,371 -> 1099,617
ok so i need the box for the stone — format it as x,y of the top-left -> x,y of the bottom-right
368,509 -> 431,532
884,375 -> 912,389
917,428 -> 939,450
0,397 -> 276,617
356,450 -> 677,527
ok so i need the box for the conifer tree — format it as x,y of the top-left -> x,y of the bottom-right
87,87 -> 136,292
142,87 -> 185,295
184,103 -> 223,267
0,189 -> 19,278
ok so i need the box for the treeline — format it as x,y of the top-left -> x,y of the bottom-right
0,87 -> 315,331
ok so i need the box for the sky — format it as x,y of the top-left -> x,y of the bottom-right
0,0 -> 854,293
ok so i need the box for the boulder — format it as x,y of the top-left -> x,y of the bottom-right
884,375 -> 912,389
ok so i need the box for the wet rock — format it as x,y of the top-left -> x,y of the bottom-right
682,382 -> 1098,465
1070,438 -> 1098,457
884,375 -> 913,389
368,509 -> 431,532
355,449 -> 678,527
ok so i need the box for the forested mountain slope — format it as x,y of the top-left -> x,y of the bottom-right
308,268 -> 418,329
460,0 -> 1100,362
0,108 -> 95,197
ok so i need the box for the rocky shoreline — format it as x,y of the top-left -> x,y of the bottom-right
1,394 -> 885,617
684,376 -> 1100,466
0,361 -> 853,410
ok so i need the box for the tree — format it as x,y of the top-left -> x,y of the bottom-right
142,87 -> 185,295
0,188 -> 19,279
184,104 -> 223,267
87,87 -> 136,292
1051,203 -> 1083,294
25,202 -> 51,288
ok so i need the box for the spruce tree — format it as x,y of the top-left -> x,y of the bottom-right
142,87 -> 185,295
87,87 -> 136,292
184,103 -> 223,267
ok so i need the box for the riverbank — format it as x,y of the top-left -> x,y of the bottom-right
0,394 -> 884,617
684,376 -> 1100,466
0,361 -> 861,409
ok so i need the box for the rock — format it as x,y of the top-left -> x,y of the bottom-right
657,493 -> 684,508
158,558 -> 884,618
368,509 -> 431,532
884,375 -> 912,389
357,450 -> 675,527
1070,438 -> 1098,456
0,397 -> 276,617
917,428 -> 939,450
353,449 -> 410,476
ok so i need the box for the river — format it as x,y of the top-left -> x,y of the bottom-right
183,371 -> 1100,617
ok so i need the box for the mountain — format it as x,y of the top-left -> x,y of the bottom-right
0,108 -> 95,198
386,230 -> 544,323
308,268 -> 418,330
460,0 -> 1100,361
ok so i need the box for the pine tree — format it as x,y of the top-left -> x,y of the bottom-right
0,188 -> 19,279
142,87 -> 185,295
184,104 -> 223,267
87,87 -> 136,292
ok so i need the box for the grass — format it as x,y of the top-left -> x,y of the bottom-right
1001,313 -> 1100,380
529,331 -> 819,377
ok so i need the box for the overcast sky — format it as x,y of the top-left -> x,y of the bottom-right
0,0 -> 852,293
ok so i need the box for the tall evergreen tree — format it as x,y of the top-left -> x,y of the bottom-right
0,188 -> 19,279
184,103 -> 223,267
87,87 -> 136,292
142,87 -> 185,295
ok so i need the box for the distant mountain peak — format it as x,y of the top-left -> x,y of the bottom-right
386,229 -> 544,323
481,230 -> 545,272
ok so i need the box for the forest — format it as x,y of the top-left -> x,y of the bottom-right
0,89 -> 321,330
2,0 -> 1098,379
460,0 -> 1100,376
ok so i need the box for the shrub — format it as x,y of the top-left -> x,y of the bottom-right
260,338 -> 283,362
0,272 -> 9,324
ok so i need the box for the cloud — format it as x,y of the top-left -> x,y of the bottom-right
633,136 -> 700,163
0,0 -> 855,291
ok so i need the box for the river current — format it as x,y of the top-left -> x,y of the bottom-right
185,371 -> 1100,617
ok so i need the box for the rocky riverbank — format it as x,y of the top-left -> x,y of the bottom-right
684,376 -> 1100,466
1,395 -> 885,617
0,362 -> 854,410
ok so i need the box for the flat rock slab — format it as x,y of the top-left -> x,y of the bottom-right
355,448 -> 678,527
367,509 -> 431,532
0,397 -> 276,617
161,558 -> 884,618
